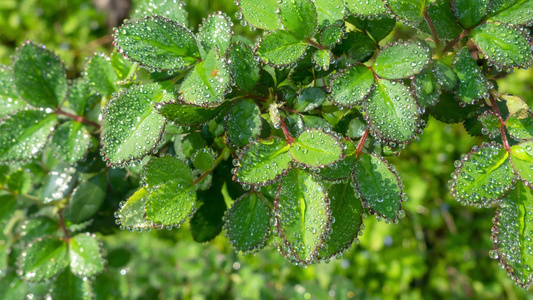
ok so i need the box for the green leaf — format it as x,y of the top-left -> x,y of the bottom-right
226,99 -> 262,147
290,129 -> 343,168
510,141 -> 533,187
317,181 -> 363,260
40,164 -> 77,204
478,111 -> 501,137
488,0 -> 533,26
69,233 -> 104,277
85,53 -> 118,96
417,0 -> 463,40
156,101 -> 228,126
319,26 -> 344,48
116,188 -> 152,230
179,49 -> 230,106
225,192 -> 271,252
113,16 -> 200,71
507,115 -> 533,141
432,60 -> 459,92
51,121 -> 92,164
0,272 -> 29,299
0,65 -> 26,118
365,16 -> 397,42
451,0 -> 490,28
143,156 -> 196,226
471,22 -> 533,70
65,173 -> 106,224
256,30 -> 309,67
13,42 -> 67,108
49,267 -> 92,300
316,139 -> 356,180
20,237 -> 69,282
450,143 -> 515,205
275,168 -> 329,264
412,66 -> 441,107
0,194 -> 16,224
0,110 -> 57,163
494,181 -> 533,287
132,0 -> 189,26
385,0 -> 426,23
332,31 -> 376,63
314,0 -> 345,28
66,79 -> 98,117
190,192 -> 226,243
279,0 -> 317,39
373,40 -> 431,79
20,217 -> 59,243
198,12 -> 233,55
236,0 -> 283,31
503,94 -> 529,118
345,0 -> 387,17
234,137 -> 292,186
353,154 -> 404,220
313,49 -> 331,71
452,47 -> 490,105
294,87 -> 326,112
0,231 -> 7,277
6,169 -> 31,195
101,84 -> 169,166
191,149 -> 215,173
227,42 -> 260,93
429,91 -> 479,123
328,64 -> 374,108
365,79 -> 421,144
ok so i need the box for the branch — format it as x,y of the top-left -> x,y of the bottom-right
58,209 -> 70,243
423,9 -> 441,51
192,147 -> 230,185
489,95 -> 511,152
355,129 -> 370,158
279,116 -> 294,144
306,38 -> 326,50
54,108 -> 101,129
442,30 -> 470,54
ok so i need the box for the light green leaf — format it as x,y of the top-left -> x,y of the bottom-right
365,79 -> 421,144
51,121 -> 92,164
101,84 -> 169,166
49,267 -> 92,300
451,0 -> 490,28
275,168 -> 329,264
385,0 -> 426,23
179,49 -> 230,106
290,129 -> 343,168
507,115 -> 533,141
198,12 -> 233,55
471,22 -> 533,70
65,173 -> 106,224
156,101 -> 228,126
294,87 -> 326,112
227,42 -> 260,93
192,148 -> 216,172
132,0 -> 189,26
85,53 -> 118,96
13,42 -> 67,108
0,110 -> 57,163
0,272 -> 29,299
319,26 -> 344,48
313,49 -> 331,71
488,0 -> 533,26
6,169 -> 31,195
353,154 -> 404,220
328,64 -> 374,107
234,137 -> 292,186
478,111 -> 501,137
315,139 -> 356,180
116,188 -> 152,230
40,164 -> 77,204
432,60 -> 458,92
317,181 -> 363,260
412,66 -> 441,107
503,94 -> 529,118
236,0 -> 283,31
20,237 -> 69,282
452,47 -> 490,104
66,79 -> 98,117
0,231 -> 7,277
345,0 -> 387,17
225,192 -> 271,252
113,16 -> 200,71
256,30 -> 309,66
510,141 -> 533,187
69,233 -> 104,277
450,143 -> 515,205
314,0 -> 345,28
279,0 -> 317,39
373,40 -> 431,79
226,99 -> 262,147
0,65 -> 26,118
20,217 -> 59,243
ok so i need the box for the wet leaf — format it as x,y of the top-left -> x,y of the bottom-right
364,79 -> 420,144
319,26 -> 344,48
6,169 -> 31,195
236,0 -> 283,31
451,0 -> 489,28
373,40 -> 431,80
198,12 -> 233,55
132,0 -> 189,26
65,173 -> 106,224
385,0 -> 426,23
488,0 -> 533,26
503,94 -> 529,118
49,267 -> 92,300
290,129 -> 343,168
85,53 -> 118,95
192,148 -> 216,172
313,49 -> 331,71
353,154 -> 403,220
69,233 -> 104,277
13,42 -> 67,108
51,121 -> 92,164
40,164 -> 77,204
226,99 -> 262,147
365,16 -> 396,42
275,168 -> 329,264
315,139 -> 356,181
413,0 -> 461,41
429,91 -> 479,123
20,217 -> 58,244
279,0 -> 317,39
314,0 -> 345,28
0,194 -> 16,224
225,193 -> 271,252
452,47 -> 490,105
190,192 -> 226,243
507,115 -> 533,141
0,110 -> 57,163
471,22 -> 533,70
66,79 -> 98,117
294,87 -> 326,112
179,48 -> 230,106
20,237 -> 69,282
510,141 -> 533,187
227,42 -> 260,93
479,111 -> 502,137
0,65 -> 26,118
412,66 -> 441,107
432,60 -> 458,92
328,64 -> 374,108
113,16 -> 200,71
157,101 -> 228,126
333,31 -> 376,63
0,272 -> 29,299
101,84 -> 169,166
450,143 -> 514,205
116,188 -> 152,230
233,137 -> 292,186
256,30 -> 309,67
345,0 -> 387,17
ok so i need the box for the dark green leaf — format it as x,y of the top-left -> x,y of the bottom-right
132,0 -> 189,26
373,40 -> 431,79
0,110 -> 57,163
365,17 -> 396,42
478,111 -> 501,137
345,0 -> 387,17
227,42 -> 260,93
13,42 -> 67,108
225,192 -> 271,252
0,272 -> 29,299
234,137 -> 292,186
256,30 -> 309,67
66,79 -> 98,117
294,87 -> 326,113
453,47 -> 490,105
226,99 -> 262,147
49,267 -> 92,300
20,217 -> 58,243
192,148 -> 216,172
507,115 -> 533,141
85,53 -> 118,95
101,84 -> 169,166
69,233 -> 104,277
198,12 -> 233,55
412,66 -> 441,107
451,0 -> 490,28
65,173 -> 106,224
314,0 -> 345,28
0,65 -> 26,118
275,168 -> 329,264
20,237 -> 69,282
418,0 -> 463,40
353,154 -> 404,220
279,0 -> 317,39
51,121 -> 92,164
488,0 -> 533,26
157,101 -> 228,126
432,60 -> 458,92
116,188 -> 152,230
385,0 -> 426,23
328,64 -> 374,107
450,143 -> 514,205
190,193 -> 226,243
0,231 -> 7,277
316,139 -> 356,180
113,16 -> 200,71
236,0 -> 283,31
0,194 -> 16,224
290,129 -> 343,168
332,31 -> 376,63
429,91 -> 479,123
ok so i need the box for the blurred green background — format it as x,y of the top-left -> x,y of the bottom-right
1,0 -> 533,299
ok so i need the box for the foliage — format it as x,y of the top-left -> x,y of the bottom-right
1,0 -> 533,298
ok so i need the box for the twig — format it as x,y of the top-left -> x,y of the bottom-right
192,147 -> 230,185
355,129 -> 370,158
58,209 -> 70,243
442,30 -> 470,54
424,9 -> 441,51
489,95 -> 511,152
55,108 -> 101,129
279,116 -> 294,144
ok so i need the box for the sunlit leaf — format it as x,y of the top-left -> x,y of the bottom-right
20,237 -> 69,282
373,40 -> 431,80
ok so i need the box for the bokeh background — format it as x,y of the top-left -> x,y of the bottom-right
1,0 -> 533,298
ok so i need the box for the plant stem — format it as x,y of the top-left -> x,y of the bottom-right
54,108 -> 101,129
489,95 -> 511,152
355,129 -> 370,158
442,30 -> 470,54
306,38 -> 326,50
192,146 -> 230,185
279,116 -> 294,145
58,209 -> 70,243
423,9 -> 441,52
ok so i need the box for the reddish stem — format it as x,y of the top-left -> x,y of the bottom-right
58,209 -> 70,243
279,116 -> 294,145
489,95 -> 511,152
306,38 -> 326,50
55,108 -> 101,129
355,129 -> 370,158
423,9 -> 441,51
442,30 -> 470,54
